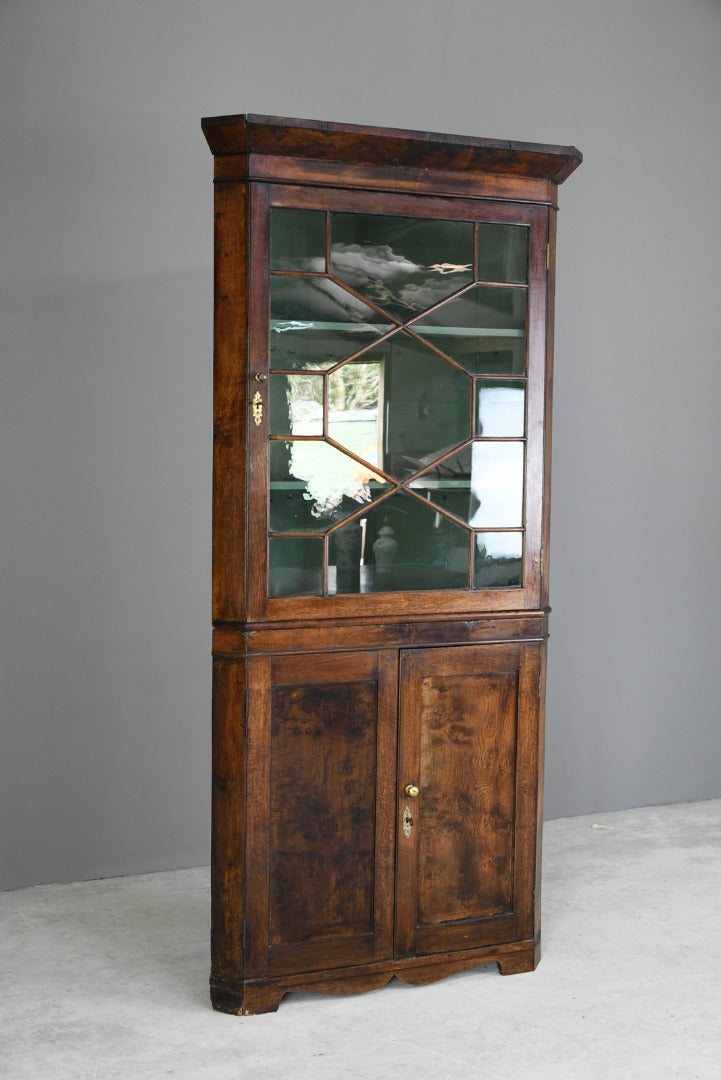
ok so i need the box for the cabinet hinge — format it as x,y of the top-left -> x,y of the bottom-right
242,921 -> 248,954
546,242 -> 550,271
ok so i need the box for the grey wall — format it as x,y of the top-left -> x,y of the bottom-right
2,0 -> 720,890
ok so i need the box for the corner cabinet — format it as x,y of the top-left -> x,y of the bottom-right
202,114 -> 581,1015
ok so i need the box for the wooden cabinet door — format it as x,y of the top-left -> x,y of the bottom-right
245,650 -> 398,979
395,642 -> 542,958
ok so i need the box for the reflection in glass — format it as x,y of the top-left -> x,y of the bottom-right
270,276 -> 391,370
412,284 -> 527,375
477,380 -> 525,437
270,209 -> 326,272
270,373 -> 323,436
409,443 -> 524,529
329,492 -> 469,594
328,360 -> 381,465
353,332 -> 470,480
331,214 -> 473,321
269,440 -> 391,532
269,537 -> 323,597
477,223 -> 528,284
474,533 -> 523,588
408,444 -> 473,524
468,442 -> 524,528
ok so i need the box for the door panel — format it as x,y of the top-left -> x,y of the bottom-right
269,678 -> 377,947
245,651 -> 398,978
395,642 -> 541,958
417,669 -> 517,923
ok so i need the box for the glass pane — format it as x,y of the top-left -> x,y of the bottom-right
328,360 -> 381,466
270,208 -> 326,272
477,380 -> 525,437
329,492 -> 469,594
270,276 -> 392,370
412,284 -> 526,375
269,440 -> 391,532
269,537 -> 323,597
331,213 -> 473,322
468,442 -> 524,528
270,373 -> 323,436
347,331 -> 470,480
477,223 -> 528,284
474,533 -> 523,588
408,444 -> 473,524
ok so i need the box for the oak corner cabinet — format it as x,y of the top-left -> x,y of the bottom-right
201,113 -> 581,1015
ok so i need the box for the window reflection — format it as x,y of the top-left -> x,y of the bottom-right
474,533 -> 523,588
331,213 -> 473,321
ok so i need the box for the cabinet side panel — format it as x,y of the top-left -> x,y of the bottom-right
513,641 -> 544,940
541,208 -> 558,608
524,205 -> 551,606
212,181 -> 248,622
211,658 -> 247,982
534,640 -> 548,934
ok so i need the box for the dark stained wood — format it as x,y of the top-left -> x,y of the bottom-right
213,938 -> 539,1013
534,645 -> 549,933
523,208 -> 551,602
541,208 -> 558,610
258,181 -> 549,221
268,676 -> 378,945
373,650 -> 400,961
243,654 -> 272,980
211,180 -> 248,624
511,642 -> 544,942
210,659 -> 246,984
244,651 -> 398,979
416,669 -> 517,922
204,115 -> 579,1013
245,185 -> 271,620
396,643 -> 541,959
201,113 -> 581,184
497,944 -> 539,975
248,156 -> 558,205
212,613 -> 548,658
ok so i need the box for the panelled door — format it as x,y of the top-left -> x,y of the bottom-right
395,642 -> 542,958
244,650 -> 398,979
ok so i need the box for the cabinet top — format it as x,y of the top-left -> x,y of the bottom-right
201,113 -> 582,185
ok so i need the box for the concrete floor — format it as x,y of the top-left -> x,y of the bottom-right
2,799 -> 720,1080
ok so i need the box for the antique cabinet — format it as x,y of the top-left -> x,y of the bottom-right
202,114 -> 581,1014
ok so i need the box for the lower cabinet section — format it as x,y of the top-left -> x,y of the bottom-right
211,636 -> 544,1014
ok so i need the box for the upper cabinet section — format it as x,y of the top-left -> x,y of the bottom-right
203,116 -> 581,624
258,191 -> 544,620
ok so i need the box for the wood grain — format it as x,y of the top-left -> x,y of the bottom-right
201,113 -> 582,184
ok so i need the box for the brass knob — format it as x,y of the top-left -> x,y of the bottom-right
404,784 -> 420,798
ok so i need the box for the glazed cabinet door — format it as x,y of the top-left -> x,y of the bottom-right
395,642 -> 542,958
247,185 -> 550,623
244,650 -> 398,979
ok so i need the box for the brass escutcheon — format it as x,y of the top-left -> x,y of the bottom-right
252,390 -> 263,426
